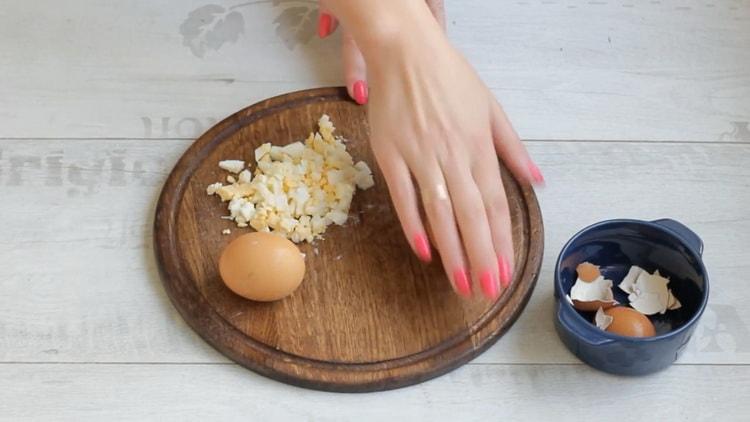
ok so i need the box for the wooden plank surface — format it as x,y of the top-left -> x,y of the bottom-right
2,0 -> 750,418
1,363 -> 748,421
1,140 -> 748,365
0,0 -> 747,141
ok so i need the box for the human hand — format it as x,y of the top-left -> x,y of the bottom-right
318,1 -> 544,300
318,1 -> 445,105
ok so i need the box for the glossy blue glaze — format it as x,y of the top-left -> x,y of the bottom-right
554,219 -> 709,375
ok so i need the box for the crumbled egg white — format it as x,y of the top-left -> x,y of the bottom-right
219,160 -> 245,174
206,182 -> 223,196
238,169 -> 252,184
207,115 -> 374,242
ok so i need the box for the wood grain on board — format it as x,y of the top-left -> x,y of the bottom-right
153,88 -> 544,391
0,0 -> 747,141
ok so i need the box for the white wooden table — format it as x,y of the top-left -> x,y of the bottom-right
2,1 -> 749,420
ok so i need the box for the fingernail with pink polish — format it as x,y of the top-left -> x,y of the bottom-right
353,80 -> 368,105
452,268 -> 471,297
528,162 -> 545,186
413,234 -> 432,262
480,271 -> 499,300
498,256 -> 513,289
318,13 -> 333,38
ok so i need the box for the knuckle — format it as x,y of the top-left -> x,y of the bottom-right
428,196 -> 453,219
487,189 -> 509,217
389,182 -> 409,203
434,139 -> 452,162
434,239 -> 456,260
370,141 -> 392,163
385,176 -> 413,206
456,196 -> 485,222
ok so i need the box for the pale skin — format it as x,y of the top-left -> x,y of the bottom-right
318,0 -> 544,300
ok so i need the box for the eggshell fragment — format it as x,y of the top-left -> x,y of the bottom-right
595,307 -> 614,330
576,262 -> 601,282
570,274 -> 618,312
619,266 -> 681,315
667,290 -> 682,310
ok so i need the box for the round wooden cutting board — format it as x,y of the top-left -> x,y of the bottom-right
154,87 -> 544,392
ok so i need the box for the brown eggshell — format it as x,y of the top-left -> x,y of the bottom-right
604,306 -> 656,337
572,299 -> 617,312
576,262 -> 601,283
219,232 -> 306,302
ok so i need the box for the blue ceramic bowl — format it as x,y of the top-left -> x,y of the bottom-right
554,219 -> 709,375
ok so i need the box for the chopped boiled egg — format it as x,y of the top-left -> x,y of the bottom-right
218,160 -> 245,174
206,182 -> 223,196
206,115 -> 374,243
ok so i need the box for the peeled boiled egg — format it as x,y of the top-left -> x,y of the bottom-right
596,306 -> 656,338
218,232 -> 306,302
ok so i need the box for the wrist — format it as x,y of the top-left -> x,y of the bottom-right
328,1 -> 442,59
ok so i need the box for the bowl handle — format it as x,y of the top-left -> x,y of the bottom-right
652,218 -> 704,256
557,304 -> 614,347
